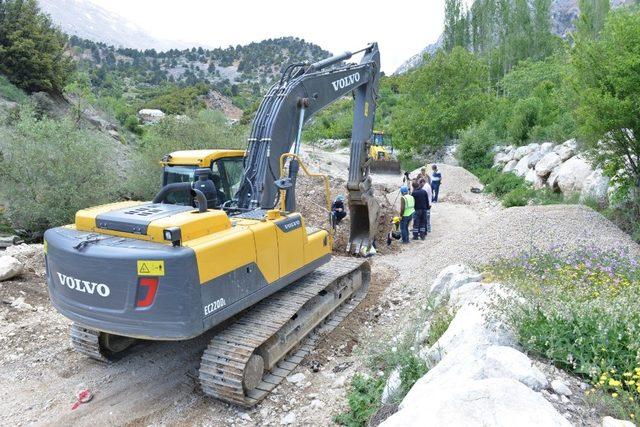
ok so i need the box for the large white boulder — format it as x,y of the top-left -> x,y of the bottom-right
547,166 -> 561,191
514,155 -> 532,177
554,139 -> 577,161
525,168 -> 545,189
535,152 -> 562,177
494,151 -> 514,165
483,346 -> 548,391
556,156 -> 593,196
138,108 -> 165,124
580,169 -> 610,205
0,256 -> 22,281
527,150 -> 544,169
382,378 -> 571,427
502,159 -> 518,173
602,416 -> 636,427
429,265 -> 482,299
513,145 -> 535,161
539,142 -> 555,154
420,302 -> 515,364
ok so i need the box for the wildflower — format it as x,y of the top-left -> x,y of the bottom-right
612,392 -> 618,398
609,379 -> 621,387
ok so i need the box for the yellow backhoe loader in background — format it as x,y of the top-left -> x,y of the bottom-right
369,130 -> 401,174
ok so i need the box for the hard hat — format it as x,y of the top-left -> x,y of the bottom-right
400,186 -> 409,194
336,194 -> 345,201
392,216 -> 400,224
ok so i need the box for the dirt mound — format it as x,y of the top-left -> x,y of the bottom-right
296,175 -> 398,255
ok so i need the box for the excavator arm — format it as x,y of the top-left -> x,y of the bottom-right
236,43 -> 381,253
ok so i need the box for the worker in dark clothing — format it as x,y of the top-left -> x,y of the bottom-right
411,183 -> 430,240
431,164 -> 442,203
331,195 -> 347,227
399,186 -> 414,243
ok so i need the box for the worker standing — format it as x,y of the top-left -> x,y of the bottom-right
423,175 -> 433,233
411,182 -> 430,240
399,186 -> 414,244
431,164 -> 442,203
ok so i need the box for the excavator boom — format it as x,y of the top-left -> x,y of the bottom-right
236,43 -> 381,253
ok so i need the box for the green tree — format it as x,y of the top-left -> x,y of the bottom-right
0,0 -> 74,94
392,48 -> 492,150
444,0 -> 470,51
572,7 -> 640,199
576,0 -> 610,40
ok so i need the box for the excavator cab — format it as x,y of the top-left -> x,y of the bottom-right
369,131 -> 401,174
160,149 -> 245,207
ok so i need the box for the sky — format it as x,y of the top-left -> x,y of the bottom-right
87,0 -> 448,74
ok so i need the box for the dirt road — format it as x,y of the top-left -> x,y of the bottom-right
3,146 -> 631,426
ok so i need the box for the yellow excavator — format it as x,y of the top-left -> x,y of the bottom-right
43,44 -> 381,407
369,130 -> 401,174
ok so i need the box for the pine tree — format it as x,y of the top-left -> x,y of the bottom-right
0,0 -> 74,94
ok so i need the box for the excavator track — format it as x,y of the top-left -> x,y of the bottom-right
198,257 -> 370,407
70,324 -> 112,363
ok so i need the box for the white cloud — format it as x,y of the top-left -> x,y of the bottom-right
87,0 -> 446,73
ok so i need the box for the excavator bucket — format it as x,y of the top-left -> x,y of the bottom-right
370,159 -> 401,175
347,193 -> 380,255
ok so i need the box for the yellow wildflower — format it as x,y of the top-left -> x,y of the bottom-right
612,392 -> 619,398
609,379 -> 621,387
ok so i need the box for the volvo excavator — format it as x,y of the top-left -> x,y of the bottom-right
44,43 -> 381,407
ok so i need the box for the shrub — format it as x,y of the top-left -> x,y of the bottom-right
485,172 -> 528,198
457,122 -> 495,170
127,110 -> 247,200
0,75 -> 28,103
334,375 -> 385,427
485,249 -> 640,422
0,108 -> 120,236
502,187 -> 535,207
507,97 -> 542,144
124,114 -> 143,135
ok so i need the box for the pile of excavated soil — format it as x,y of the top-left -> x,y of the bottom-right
296,175 -> 399,255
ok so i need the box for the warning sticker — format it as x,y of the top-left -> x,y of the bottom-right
137,260 -> 165,276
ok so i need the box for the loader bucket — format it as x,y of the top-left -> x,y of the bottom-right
370,160 -> 401,175
347,194 -> 380,255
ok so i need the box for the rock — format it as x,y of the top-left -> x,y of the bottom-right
286,373 -> 306,385
482,346 -> 548,391
525,168 -> 545,189
494,151 -> 514,164
381,368 -> 402,404
107,129 -> 121,141
420,303 -> 515,364
415,321 -> 431,345
527,150 -> 544,169
503,159 -> 518,173
547,166 -> 561,191
602,416 -> 636,427
556,156 -> 593,196
429,265 -> 483,300
4,244 -> 44,274
0,256 -> 23,281
309,399 -> 325,409
514,155 -> 532,177
554,139 -> 577,161
580,169 -> 610,205
551,379 -> 572,396
138,109 -> 165,124
535,153 -> 562,177
281,412 -> 296,425
10,296 -> 34,311
382,378 -> 571,427
540,142 -> 555,154
0,235 -> 21,249
514,146 -> 534,161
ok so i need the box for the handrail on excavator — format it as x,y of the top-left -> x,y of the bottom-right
278,153 -> 333,243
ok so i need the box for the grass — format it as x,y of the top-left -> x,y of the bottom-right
484,248 -> 640,422
0,75 -> 28,104
335,299 -> 454,426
